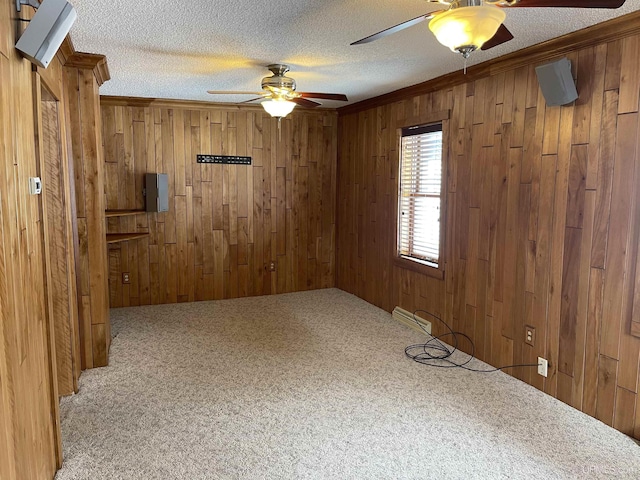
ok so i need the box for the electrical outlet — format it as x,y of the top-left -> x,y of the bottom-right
525,325 -> 536,346
538,357 -> 548,377
269,262 -> 276,272
122,272 -> 130,284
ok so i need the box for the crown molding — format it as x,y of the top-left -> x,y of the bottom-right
58,36 -> 75,64
101,96 -> 264,110
100,95 -> 338,113
339,10 -> 640,116
65,52 -> 110,86
59,36 -> 111,86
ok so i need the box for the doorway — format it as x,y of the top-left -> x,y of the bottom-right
37,82 -> 82,397
33,71 -> 86,467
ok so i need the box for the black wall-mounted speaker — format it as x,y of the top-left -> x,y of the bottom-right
535,57 -> 579,107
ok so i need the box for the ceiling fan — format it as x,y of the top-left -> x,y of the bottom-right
351,0 -> 627,60
207,64 -> 349,119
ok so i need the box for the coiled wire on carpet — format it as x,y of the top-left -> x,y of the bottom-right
405,310 -> 540,373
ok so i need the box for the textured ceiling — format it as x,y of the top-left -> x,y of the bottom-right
69,0 -> 639,107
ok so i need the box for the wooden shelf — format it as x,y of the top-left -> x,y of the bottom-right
106,233 -> 149,244
105,209 -> 146,218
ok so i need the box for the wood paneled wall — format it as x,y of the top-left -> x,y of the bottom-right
65,67 -> 111,368
338,33 -> 640,439
0,0 -> 61,477
101,102 -> 337,307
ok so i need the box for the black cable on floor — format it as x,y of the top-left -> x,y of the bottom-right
405,309 -> 540,373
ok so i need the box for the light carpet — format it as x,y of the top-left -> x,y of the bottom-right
56,288 -> 639,479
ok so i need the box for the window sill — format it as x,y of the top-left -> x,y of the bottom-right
393,256 -> 444,280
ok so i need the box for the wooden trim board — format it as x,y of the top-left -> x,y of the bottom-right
100,95 -> 338,111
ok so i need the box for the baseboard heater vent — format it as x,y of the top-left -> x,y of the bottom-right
392,307 -> 432,335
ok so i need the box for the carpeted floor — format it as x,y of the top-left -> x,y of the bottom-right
56,288 -> 639,479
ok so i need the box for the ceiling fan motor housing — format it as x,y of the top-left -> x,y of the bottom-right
262,64 -> 297,96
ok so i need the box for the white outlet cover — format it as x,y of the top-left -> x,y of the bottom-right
538,357 -> 549,378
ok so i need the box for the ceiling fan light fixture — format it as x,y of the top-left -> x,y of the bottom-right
261,98 -> 296,118
428,6 -> 506,58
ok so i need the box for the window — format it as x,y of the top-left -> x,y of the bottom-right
397,123 -> 443,270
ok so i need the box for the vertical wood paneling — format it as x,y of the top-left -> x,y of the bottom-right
103,105 -> 337,306
600,112 -> 637,360
39,87 -> 80,397
64,66 -> 110,368
0,0 -> 61,476
338,33 -> 640,441
618,35 -> 640,114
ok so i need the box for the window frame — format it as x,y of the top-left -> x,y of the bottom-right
393,111 -> 449,280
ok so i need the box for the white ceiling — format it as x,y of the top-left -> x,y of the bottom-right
69,0 -> 639,107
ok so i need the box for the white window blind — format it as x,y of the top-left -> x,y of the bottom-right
398,124 -> 443,267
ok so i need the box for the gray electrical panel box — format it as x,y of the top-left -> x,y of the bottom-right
145,173 -> 169,212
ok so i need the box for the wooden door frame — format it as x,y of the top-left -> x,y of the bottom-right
32,70 -> 72,469
36,63 -> 83,390
37,60 -> 84,386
